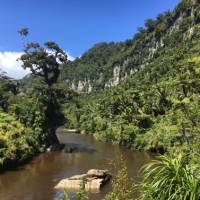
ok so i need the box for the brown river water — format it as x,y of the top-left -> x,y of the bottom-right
0,131 -> 153,200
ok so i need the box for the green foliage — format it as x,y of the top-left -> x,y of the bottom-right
57,185 -> 88,200
145,19 -> 156,32
104,157 -> 135,200
0,70 -> 48,169
0,70 -> 18,112
57,189 -> 70,200
75,185 -> 89,200
103,193 -> 119,200
137,153 -> 200,200
0,111 -> 36,166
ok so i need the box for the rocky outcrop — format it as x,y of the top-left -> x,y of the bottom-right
105,65 -> 121,87
65,79 -> 93,93
70,80 -> 93,93
169,16 -> 183,34
54,169 -> 111,192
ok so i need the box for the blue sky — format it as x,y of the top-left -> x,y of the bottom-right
0,0 -> 180,78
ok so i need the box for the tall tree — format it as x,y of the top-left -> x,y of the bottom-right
19,28 -> 68,144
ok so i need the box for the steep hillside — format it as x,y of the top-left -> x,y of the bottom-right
64,0 -> 200,154
60,0 -> 200,92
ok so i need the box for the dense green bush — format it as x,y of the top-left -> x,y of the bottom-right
0,111 -> 37,166
138,153 -> 200,200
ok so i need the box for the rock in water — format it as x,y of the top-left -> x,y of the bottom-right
87,169 -> 108,177
54,169 -> 111,192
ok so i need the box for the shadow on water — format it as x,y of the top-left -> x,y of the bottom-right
0,131 -> 153,200
0,155 -> 37,174
63,143 -> 97,154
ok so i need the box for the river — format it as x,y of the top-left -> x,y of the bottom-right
0,131 -> 153,200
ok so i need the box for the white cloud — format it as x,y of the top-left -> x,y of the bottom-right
0,51 -> 75,79
0,52 -> 29,79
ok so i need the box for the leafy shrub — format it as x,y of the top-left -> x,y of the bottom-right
138,153 -> 200,200
0,111 -> 37,165
104,157 -> 135,200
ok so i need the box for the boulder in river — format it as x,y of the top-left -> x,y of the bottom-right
54,169 -> 111,192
